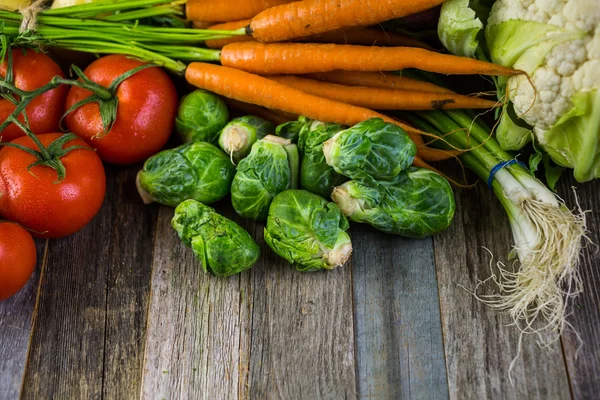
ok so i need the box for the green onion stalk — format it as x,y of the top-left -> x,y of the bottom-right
0,0 -> 245,74
405,110 -> 588,359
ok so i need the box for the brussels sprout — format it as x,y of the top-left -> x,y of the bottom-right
323,118 -> 417,182
275,116 -> 310,142
172,200 -> 260,277
331,168 -> 455,238
137,142 -> 235,207
218,116 -> 274,163
231,135 -> 299,221
264,190 -> 352,272
297,119 -> 348,199
176,89 -> 229,143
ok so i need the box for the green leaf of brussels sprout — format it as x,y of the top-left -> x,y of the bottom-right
231,135 -> 299,221
323,118 -> 416,182
275,115 -> 311,142
218,115 -> 274,163
297,119 -> 349,199
176,89 -> 229,144
332,168 -> 456,238
264,190 -> 352,272
172,200 -> 260,277
137,142 -> 235,207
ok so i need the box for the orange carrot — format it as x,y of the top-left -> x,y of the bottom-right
416,147 -> 464,162
220,42 -> 521,76
192,21 -> 215,29
267,75 -> 500,110
205,20 -> 254,49
303,28 -> 433,49
305,71 -> 453,94
205,22 -> 432,50
225,98 -> 297,126
185,62 -> 438,167
187,0 -> 294,23
248,0 -> 446,42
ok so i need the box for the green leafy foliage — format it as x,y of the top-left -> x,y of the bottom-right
297,119 -> 348,199
332,168 -> 456,238
323,118 -> 416,183
231,135 -> 299,221
176,89 -> 229,144
172,200 -> 260,277
137,142 -> 235,207
264,190 -> 352,272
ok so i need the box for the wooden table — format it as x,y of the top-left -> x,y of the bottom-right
1,164 -> 598,400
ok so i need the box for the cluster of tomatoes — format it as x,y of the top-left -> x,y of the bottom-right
0,50 -> 178,301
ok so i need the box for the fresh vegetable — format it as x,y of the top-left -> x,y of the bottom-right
0,133 -> 106,238
205,19 -> 432,50
332,167 -> 456,237
136,142 -> 235,207
186,0 -> 294,23
172,199 -> 260,277
205,19 -> 255,49
0,2 -> 245,74
304,27 -> 434,49
220,42 -> 522,76
64,55 -> 178,164
438,0 -> 600,182
185,63 -> 426,146
0,222 -> 37,301
406,109 -> 587,360
305,71 -> 454,94
176,89 -> 229,144
264,190 -> 353,272
269,75 -> 501,110
218,115 -> 274,163
0,48 -> 68,142
323,118 -> 417,182
231,135 -> 299,221
224,98 -> 297,126
297,118 -> 348,199
247,0 -> 446,42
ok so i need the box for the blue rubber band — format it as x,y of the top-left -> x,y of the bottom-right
487,159 -> 528,188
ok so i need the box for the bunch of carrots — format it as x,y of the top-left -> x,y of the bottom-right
182,0 -> 520,171
2,0 -> 521,170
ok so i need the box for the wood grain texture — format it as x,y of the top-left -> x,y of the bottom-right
247,222 -> 356,400
433,184 -> 571,400
141,205 -> 252,400
558,179 -> 600,400
102,168 -> 158,399
142,205 -> 357,400
352,226 -> 448,400
21,166 -> 156,399
0,240 -> 46,400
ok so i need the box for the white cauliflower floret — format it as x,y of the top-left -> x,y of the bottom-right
491,0 -> 599,134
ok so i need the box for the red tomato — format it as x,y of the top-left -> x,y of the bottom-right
0,48 -> 68,142
64,55 -> 178,164
0,222 -> 36,301
0,133 -> 106,238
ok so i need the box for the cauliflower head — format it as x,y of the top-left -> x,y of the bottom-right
439,0 -> 600,181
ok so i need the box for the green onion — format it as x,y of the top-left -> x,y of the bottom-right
404,109 -> 587,359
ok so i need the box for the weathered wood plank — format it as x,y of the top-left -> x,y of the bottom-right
0,240 -> 46,400
558,179 -> 600,400
433,183 -> 571,399
247,223 -> 356,399
22,165 -> 155,399
352,226 -> 448,400
141,205 -> 251,400
102,168 -> 158,399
